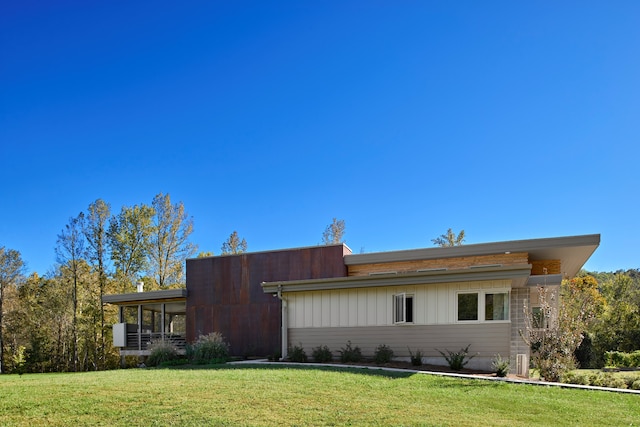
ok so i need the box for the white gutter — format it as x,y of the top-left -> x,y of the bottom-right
276,285 -> 288,360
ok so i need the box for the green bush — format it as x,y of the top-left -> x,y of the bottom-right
190,332 -> 230,364
621,375 -> 638,389
288,344 -> 308,363
632,380 -> 640,390
562,371 -> 639,389
437,345 -> 476,371
562,371 -> 589,385
605,377 -> 628,389
339,341 -> 362,363
312,345 -> 333,363
588,372 -> 606,387
373,344 -> 394,364
146,340 -> 179,367
604,350 -> 640,368
408,348 -> 423,366
491,354 -> 510,377
605,351 -> 627,368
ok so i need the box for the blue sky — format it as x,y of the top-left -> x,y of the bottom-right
1,1 -> 638,275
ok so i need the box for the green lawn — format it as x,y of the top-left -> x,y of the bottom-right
0,365 -> 638,426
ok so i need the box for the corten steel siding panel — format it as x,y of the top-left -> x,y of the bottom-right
186,245 -> 348,357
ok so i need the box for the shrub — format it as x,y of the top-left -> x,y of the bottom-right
605,376 -> 628,389
605,350 -> 640,368
288,344 -> 308,363
588,372 -> 606,387
563,371 -> 638,389
492,354 -> 510,377
373,344 -> 394,364
437,345 -> 476,371
312,345 -> 333,363
605,351 -> 627,368
408,348 -> 423,366
190,332 -> 230,364
339,341 -> 362,363
146,339 -> 179,367
632,380 -> 640,390
562,371 -> 590,385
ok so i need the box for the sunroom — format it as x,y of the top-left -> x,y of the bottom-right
102,288 -> 187,357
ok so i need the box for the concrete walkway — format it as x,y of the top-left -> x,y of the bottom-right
229,359 -> 640,395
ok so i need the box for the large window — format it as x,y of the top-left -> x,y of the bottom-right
393,293 -> 414,324
457,291 -> 509,322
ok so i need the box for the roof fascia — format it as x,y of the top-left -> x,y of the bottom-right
102,289 -> 187,305
344,234 -> 600,265
262,264 -> 532,293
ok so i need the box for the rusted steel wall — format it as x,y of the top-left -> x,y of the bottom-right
186,245 -> 350,357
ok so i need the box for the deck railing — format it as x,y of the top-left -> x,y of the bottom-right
124,333 -> 186,351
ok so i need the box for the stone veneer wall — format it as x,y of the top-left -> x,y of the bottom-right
510,288 -> 530,375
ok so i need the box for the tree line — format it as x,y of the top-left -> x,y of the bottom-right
0,193 -> 199,373
0,205 -> 345,373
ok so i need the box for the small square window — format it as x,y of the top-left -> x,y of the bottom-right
485,292 -> 509,321
457,293 -> 478,321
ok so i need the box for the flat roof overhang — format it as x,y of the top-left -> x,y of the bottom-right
262,264 -> 533,293
344,234 -> 600,279
102,288 -> 187,305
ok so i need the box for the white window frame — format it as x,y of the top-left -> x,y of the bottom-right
393,293 -> 414,324
484,291 -> 509,321
456,292 -> 479,322
456,290 -> 510,323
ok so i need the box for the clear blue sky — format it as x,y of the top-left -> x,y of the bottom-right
1,1 -> 638,275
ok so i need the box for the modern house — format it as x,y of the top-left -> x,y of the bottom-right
104,233 -> 600,374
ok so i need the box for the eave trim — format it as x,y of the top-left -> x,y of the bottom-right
344,234 -> 600,265
102,289 -> 187,305
262,264 -> 532,293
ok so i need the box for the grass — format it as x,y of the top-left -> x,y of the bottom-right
0,364 -> 639,426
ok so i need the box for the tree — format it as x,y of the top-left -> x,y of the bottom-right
56,213 -> 86,372
520,280 -> 599,381
0,246 -> 25,373
431,228 -> 465,247
322,218 -> 346,245
562,274 -> 605,368
591,271 -> 640,360
148,193 -> 197,287
221,231 -> 247,255
108,204 -> 154,291
82,199 -> 111,369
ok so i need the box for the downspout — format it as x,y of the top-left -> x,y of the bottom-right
276,285 -> 288,360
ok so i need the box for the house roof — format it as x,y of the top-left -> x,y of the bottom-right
102,288 -> 187,305
262,234 -> 600,293
344,234 -> 600,279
